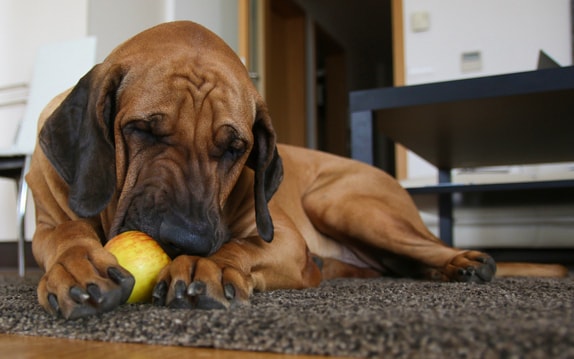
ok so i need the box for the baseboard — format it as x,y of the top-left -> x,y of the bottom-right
0,242 -> 38,269
480,248 -> 574,265
0,242 -> 572,271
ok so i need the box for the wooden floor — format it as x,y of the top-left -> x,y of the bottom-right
0,334 -> 342,358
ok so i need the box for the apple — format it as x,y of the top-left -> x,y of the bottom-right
104,230 -> 171,303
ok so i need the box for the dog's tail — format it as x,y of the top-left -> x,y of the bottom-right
495,262 -> 570,278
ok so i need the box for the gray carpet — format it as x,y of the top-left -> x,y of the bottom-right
0,274 -> 573,358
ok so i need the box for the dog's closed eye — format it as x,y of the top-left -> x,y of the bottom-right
212,125 -> 247,161
123,115 -> 170,146
224,137 -> 247,161
124,118 -> 154,141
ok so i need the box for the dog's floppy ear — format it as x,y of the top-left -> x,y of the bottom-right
246,103 -> 284,243
39,65 -> 123,218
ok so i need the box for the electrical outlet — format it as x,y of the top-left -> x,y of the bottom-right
461,51 -> 482,73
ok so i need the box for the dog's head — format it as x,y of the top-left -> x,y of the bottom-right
39,21 -> 283,258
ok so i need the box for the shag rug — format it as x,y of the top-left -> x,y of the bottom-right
0,273 -> 572,358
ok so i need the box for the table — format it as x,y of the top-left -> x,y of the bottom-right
349,67 -> 574,246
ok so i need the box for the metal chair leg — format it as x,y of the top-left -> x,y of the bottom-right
16,155 -> 31,277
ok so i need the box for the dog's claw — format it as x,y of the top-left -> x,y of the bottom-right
108,267 -> 130,285
47,293 -> 60,314
55,275 -> 132,319
152,280 -> 168,306
187,281 -> 227,310
156,256 -> 251,311
447,251 -> 497,283
224,283 -> 236,300
187,281 -> 206,296
174,280 -> 187,299
86,284 -> 103,304
169,280 -> 193,309
456,267 -> 481,282
69,286 -> 90,304
37,251 -> 137,319
476,256 -> 496,281
107,267 -> 135,302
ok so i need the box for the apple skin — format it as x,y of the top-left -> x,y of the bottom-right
104,231 -> 171,303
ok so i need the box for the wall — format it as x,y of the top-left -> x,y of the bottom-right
0,0 -> 88,87
293,0 -> 392,91
0,0 -> 88,146
88,0 -> 238,62
400,0 -> 574,248
402,0 -> 572,180
0,0 -> 88,242
404,0 -> 572,85
170,0 -> 238,53
88,0 -> 167,62
0,0 -> 239,243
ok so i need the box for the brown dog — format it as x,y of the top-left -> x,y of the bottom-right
27,21 -> 567,319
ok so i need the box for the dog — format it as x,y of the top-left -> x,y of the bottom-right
27,21 -> 568,319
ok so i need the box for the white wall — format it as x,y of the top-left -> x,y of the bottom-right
404,0 -> 572,86
401,0 -> 573,181
88,0 -> 167,62
0,0 -> 239,243
169,0 -> 238,53
88,0 -> 238,62
0,0 -> 88,242
0,0 -> 88,87
0,0 -> 88,146
400,0 -> 574,248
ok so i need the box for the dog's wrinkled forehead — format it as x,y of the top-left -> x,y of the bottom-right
106,21 -> 244,70
105,21 -> 258,124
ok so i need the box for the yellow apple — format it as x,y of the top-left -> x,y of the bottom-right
104,231 -> 171,303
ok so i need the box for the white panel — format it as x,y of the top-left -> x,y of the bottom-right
0,0 -> 89,242
173,0 -> 239,53
404,0 -> 572,86
402,0 -> 573,181
88,0 -> 168,62
0,0 -> 88,87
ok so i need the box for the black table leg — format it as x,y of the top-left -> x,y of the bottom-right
438,168 -> 453,246
351,109 -> 454,245
350,110 -> 374,165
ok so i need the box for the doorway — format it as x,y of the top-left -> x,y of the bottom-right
264,0 -> 306,147
315,25 -> 348,156
241,0 -> 351,154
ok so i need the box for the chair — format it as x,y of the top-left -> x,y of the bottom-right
0,37 -> 96,276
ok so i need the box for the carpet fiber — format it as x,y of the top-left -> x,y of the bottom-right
1,274 -> 573,358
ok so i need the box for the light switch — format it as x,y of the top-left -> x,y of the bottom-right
411,11 -> 430,32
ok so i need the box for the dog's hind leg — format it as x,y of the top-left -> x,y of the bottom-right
302,162 -> 496,283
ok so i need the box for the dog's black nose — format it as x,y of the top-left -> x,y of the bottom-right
159,216 -> 214,258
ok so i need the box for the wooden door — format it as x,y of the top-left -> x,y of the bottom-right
263,0 -> 306,147
239,0 -> 350,152
315,25 -> 348,156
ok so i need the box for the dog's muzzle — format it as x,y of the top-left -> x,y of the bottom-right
157,215 -> 222,258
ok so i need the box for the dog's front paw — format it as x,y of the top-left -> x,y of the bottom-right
440,250 -> 497,283
37,246 -> 134,319
151,255 -> 252,310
